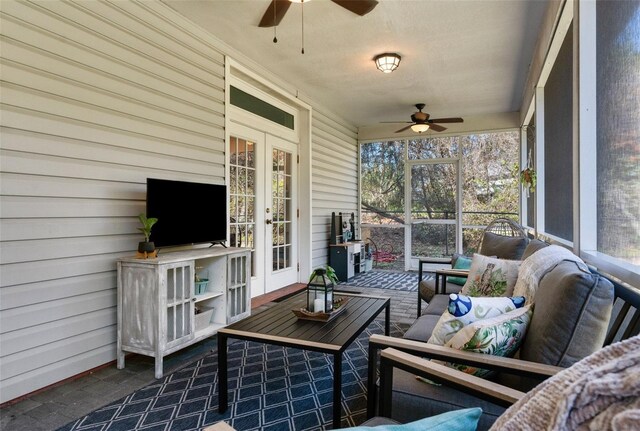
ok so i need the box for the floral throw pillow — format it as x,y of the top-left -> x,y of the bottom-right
461,254 -> 521,297
427,294 -> 526,346
444,305 -> 533,377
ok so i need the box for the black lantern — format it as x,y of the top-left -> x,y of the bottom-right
307,268 -> 334,313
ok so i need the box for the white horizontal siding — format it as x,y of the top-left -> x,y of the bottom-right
0,0 -> 226,403
311,108 -> 358,268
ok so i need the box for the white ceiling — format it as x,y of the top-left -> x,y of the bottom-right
164,0 -> 548,133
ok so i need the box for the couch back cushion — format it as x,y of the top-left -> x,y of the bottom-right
480,232 -> 528,260
519,260 -> 614,367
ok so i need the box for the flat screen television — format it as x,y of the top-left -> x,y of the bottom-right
146,178 -> 227,248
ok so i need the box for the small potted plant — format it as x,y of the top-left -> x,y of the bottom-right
137,213 -> 158,256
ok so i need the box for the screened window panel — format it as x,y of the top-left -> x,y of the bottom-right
596,2 -> 640,266
544,24 -> 573,241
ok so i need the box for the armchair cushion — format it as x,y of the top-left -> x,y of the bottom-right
348,408 -> 482,431
428,295 -> 526,346
479,232 -> 528,260
419,279 -> 463,304
445,305 -> 533,377
519,260 -> 614,367
461,255 -> 521,297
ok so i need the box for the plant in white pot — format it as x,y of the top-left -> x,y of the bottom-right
137,213 -> 158,257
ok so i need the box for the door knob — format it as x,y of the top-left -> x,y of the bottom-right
266,219 -> 272,224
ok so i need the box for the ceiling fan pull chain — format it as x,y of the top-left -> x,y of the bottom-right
301,0 -> 305,54
273,0 -> 278,43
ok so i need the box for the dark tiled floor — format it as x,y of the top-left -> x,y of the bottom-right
0,285 -> 419,431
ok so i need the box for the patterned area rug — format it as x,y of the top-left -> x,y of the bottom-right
57,321 -> 406,431
338,270 -> 421,291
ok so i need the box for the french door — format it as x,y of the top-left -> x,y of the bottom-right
406,159 -> 461,270
229,125 -> 298,297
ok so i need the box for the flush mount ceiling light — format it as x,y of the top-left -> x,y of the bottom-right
374,53 -> 401,73
410,123 -> 430,133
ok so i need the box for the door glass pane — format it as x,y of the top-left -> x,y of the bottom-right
410,163 -> 457,258
360,141 -> 405,270
229,136 -> 256,275
272,148 -> 292,271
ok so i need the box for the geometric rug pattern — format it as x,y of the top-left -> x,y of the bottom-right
57,320 -> 406,431
338,270 -> 422,292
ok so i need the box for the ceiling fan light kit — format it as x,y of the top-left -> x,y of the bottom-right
374,53 -> 401,73
410,123 -> 430,133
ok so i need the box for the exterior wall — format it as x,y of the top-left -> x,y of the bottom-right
0,0 -> 225,403
310,109 -> 359,268
0,1 -> 359,403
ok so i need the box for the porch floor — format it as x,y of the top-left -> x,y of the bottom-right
1,279 -> 420,431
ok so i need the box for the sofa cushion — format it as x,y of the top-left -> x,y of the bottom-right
521,238 -> 549,260
389,368 -> 504,430
427,294 -> 526,346
461,254 -> 521,297
424,294 -> 451,316
480,232 -> 528,260
519,260 -> 614,367
403,314 -> 441,342
445,305 -> 532,377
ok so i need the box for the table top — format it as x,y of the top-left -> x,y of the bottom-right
218,292 -> 389,353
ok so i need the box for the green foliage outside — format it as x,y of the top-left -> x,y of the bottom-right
361,132 -> 520,260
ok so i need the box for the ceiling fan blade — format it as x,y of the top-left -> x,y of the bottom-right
380,121 -> 412,124
395,125 -> 414,133
258,0 -> 292,27
429,123 -> 447,132
331,0 -> 378,16
429,117 -> 464,124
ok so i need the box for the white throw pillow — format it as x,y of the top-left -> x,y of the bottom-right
461,254 -> 521,297
427,294 -> 526,346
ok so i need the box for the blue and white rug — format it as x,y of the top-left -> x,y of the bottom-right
338,271 -> 420,292
57,321 -> 406,431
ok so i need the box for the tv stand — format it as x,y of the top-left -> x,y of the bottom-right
209,241 -> 227,248
116,247 -> 251,378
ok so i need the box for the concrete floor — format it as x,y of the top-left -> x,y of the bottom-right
0,284 -> 419,431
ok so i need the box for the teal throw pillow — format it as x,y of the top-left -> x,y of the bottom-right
448,255 -> 472,285
346,408 -> 482,431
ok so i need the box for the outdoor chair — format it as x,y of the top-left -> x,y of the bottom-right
417,218 -> 530,317
362,332 -> 640,430
369,272 -> 640,430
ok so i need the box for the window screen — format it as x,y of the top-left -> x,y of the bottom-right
544,24 -> 573,241
596,2 -> 640,266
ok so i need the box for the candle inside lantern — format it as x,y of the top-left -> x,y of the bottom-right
313,298 -> 325,313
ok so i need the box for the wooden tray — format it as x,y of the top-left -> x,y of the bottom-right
292,297 -> 349,322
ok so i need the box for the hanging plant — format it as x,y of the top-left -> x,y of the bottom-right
520,149 -> 536,197
520,167 -> 537,193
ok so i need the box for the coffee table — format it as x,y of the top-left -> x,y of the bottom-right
217,292 -> 390,429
